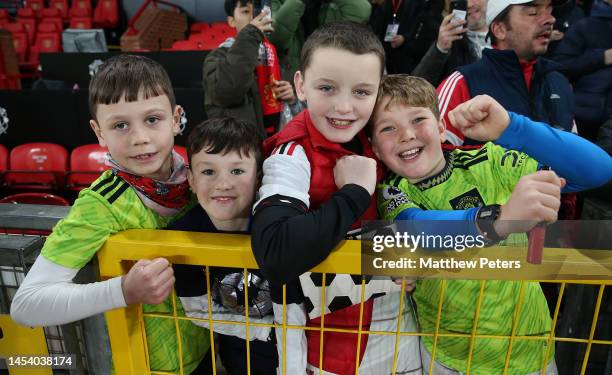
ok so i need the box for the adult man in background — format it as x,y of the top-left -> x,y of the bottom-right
437,0 -> 574,146
413,0 -> 490,86
552,0 -> 611,140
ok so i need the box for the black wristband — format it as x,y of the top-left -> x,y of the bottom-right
476,204 -> 505,243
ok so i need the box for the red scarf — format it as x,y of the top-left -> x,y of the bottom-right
114,170 -> 189,210
106,151 -> 190,215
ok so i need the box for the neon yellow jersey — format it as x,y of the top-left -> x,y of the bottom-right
378,143 -> 553,374
42,170 -> 210,374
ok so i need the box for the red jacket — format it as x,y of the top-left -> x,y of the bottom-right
264,109 -> 384,224
264,110 -> 388,374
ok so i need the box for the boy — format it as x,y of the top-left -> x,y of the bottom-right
371,75 -> 612,374
11,55 -> 210,374
251,21 -> 421,374
204,0 -> 299,131
168,117 -> 278,374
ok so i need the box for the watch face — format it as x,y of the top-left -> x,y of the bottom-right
481,209 -> 494,219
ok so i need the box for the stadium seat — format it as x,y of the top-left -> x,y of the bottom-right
66,144 -> 109,190
93,0 -> 118,28
70,0 -> 92,17
5,142 -> 68,191
0,145 -> 7,172
40,8 -> 64,32
0,10 -> 11,27
0,192 -> 70,205
69,16 -> 92,29
30,23 -> 62,64
16,9 -> 37,44
4,24 -> 29,63
0,144 -> 8,187
24,0 -> 45,17
50,0 -> 69,19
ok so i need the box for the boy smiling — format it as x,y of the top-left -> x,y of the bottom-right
372,75 -> 612,374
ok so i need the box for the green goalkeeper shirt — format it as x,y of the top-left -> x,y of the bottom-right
378,143 -> 553,374
42,170 -> 210,374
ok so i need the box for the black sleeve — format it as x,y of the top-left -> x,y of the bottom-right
173,264 -> 207,297
250,184 -> 371,285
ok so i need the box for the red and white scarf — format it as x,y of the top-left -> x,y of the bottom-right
105,150 -> 190,216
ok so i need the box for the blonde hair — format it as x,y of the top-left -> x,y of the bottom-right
374,75 -> 440,121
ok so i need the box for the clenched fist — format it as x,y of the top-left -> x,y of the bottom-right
333,155 -> 377,196
121,258 -> 175,305
448,95 -> 510,142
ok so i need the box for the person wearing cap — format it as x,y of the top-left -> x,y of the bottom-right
437,0 -> 575,146
412,0 -> 490,86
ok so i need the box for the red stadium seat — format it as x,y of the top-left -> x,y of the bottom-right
5,142 -> 68,191
0,10 -> 9,24
93,0 -> 118,28
0,192 -> 70,205
70,0 -> 92,17
40,7 -> 64,31
50,0 -> 69,19
67,144 -> 109,190
24,0 -> 44,17
16,9 -> 37,44
69,16 -> 92,29
30,23 -> 62,64
0,144 -> 8,173
4,25 -> 29,63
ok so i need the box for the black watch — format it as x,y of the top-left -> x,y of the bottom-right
476,204 -> 505,244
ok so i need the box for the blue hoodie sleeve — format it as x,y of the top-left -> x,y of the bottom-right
496,112 -> 612,192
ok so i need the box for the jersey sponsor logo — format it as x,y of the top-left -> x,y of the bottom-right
382,186 -> 411,213
449,188 -> 485,209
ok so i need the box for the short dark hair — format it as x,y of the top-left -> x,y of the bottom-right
300,21 -> 385,77
89,54 -> 176,120
224,0 -> 252,17
186,117 -> 265,174
487,6 -> 512,45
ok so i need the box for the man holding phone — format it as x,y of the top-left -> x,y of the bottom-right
437,0 -> 574,146
412,0 -> 490,85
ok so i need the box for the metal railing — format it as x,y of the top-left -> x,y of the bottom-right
98,229 -> 611,375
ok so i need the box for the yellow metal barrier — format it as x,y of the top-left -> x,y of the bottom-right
98,229 -> 611,375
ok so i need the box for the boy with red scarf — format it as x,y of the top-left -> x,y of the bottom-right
11,55 -> 211,374
204,0 -> 300,134
251,21 -> 421,375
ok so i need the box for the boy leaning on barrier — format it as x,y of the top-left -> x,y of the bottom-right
371,75 -> 612,374
167,117 -> 278,374
251,21 -> 421,375
10,55 -> 211,374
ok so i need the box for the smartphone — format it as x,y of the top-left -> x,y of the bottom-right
450,0 -> 467,23
254,0 -> 272,20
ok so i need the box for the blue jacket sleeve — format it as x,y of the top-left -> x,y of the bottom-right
496,112 -> 612,192
394,207 -> 481,250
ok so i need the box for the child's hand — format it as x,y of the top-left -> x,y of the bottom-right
121,258 -> 175,305
493,171 -> 566,238
333,155 -> 377,196
392,277 -> 416,292
250,7 -> 274,34
448,95 -> 510,142
272,80 -> 296,104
